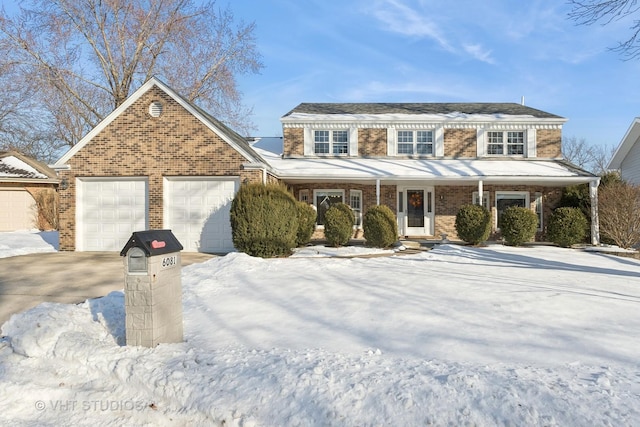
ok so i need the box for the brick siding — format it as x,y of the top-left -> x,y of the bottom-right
536,129 -> 562,158
358,129 -> 388,156
444,129 -> 477,158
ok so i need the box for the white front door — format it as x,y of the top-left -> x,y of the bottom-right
397,187 -> 434,236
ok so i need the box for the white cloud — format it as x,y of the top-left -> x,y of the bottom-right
463,43 -> 495,64
368,0 -> 454,52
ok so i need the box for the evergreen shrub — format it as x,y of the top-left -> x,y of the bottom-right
499,206 -> 538,246
324,202 -> 355,247
230,183 -> 298,257
295,201 -> 317,247
455,204 -> 491,245
547,207 -> 588,247
363,205 -> 398,248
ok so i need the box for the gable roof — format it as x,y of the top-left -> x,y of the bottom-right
282,102 -> 564,120
608,117 -> 640,170
0,151 -> 59,183
55,77 -> 266,166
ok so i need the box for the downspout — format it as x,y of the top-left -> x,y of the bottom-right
376,179 -> 381,205
589,178 -> 601,246
262,168 -> 267,185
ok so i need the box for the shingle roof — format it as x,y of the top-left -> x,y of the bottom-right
283,103 -> 563,119
0,151 -> 58,180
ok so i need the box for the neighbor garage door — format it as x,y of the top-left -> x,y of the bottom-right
77,178 -> 148,251
165,177 -> 238,253
0,189 -> 36,231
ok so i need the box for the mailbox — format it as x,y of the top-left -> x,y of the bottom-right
120,230 -> 184,347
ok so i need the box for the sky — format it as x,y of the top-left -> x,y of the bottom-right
231,0 -> 640,150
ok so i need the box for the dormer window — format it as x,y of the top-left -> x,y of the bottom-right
487,131 -> 525,155
314,130 -> 348,155
397,130 -> 434,155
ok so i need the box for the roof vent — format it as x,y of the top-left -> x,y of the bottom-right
149,101 -> 163,117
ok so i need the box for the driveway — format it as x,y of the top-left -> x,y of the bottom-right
0,251 -> 216,326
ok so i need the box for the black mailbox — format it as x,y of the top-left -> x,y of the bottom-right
121,229 -> 183,273
120,229 -> 184,257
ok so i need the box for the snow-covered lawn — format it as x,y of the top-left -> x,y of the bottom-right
1,234 -> 639,425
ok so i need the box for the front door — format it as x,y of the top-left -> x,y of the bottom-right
398,187 -> 434,236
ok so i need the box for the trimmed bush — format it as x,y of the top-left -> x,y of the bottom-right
363,205 -> 398,248
230,183 -> 298,257
296,201 -> 317,247
324,202 -> 355,247
499,206 -> 538,246
547,207 -> 588,247
455,204 -> 491,245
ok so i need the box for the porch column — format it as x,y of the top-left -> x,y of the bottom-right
477,180 -> 483,205
376,179 -> 380,205
589,178 -> 601,246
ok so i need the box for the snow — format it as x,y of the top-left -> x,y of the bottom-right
1,235 -> 640,426
255,148 -> 593,183
0,230 -> 58,258
0,155 -> 48,178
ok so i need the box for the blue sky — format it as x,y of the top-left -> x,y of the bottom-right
233,0 -> 640,149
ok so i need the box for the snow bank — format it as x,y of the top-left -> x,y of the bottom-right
0,231 -> 58,258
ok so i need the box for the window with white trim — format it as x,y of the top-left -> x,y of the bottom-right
397,130 -> 434,155
314,130 -> 348,155
472,191 -> 490,211
496,192 -> 529,229
349,190 -> 362,227
487,131 -> 525,155
314,189 -> 345,226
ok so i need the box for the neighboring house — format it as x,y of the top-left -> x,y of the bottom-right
274,103 -> 599,243
0,151 -> 59,231
54,78 -> 600,252
607,117 -> 640,184
54,78 -> 274,253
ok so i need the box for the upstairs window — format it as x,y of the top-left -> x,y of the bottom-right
314,130 -> 348,155
397,130 -> 433,155
487,131 -> 525,155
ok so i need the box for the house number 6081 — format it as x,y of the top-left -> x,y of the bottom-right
161,255 -> 178,269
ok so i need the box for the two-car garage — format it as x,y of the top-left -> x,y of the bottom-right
76,177 -> 238,253
55,78 -> 267,253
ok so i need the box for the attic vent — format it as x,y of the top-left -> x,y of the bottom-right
149,101 -> 163,117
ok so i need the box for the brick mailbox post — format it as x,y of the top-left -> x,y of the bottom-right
120,230 -> 184,347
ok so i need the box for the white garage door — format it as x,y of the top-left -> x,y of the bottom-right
165,177 -> 238,253
78,178 -> 148,251
0,189 -> 36,231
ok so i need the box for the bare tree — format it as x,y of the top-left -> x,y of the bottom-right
598,180 -> 640,248
0,0 -> 263,155
562,136 -> 616,174
568,0 -> 640,59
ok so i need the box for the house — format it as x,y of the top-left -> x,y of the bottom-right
274,103 -> 600,243
0,151 -> 59,231
54,78 -> 600,252
54,78 -> 274,253
607,117 -> 640,184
